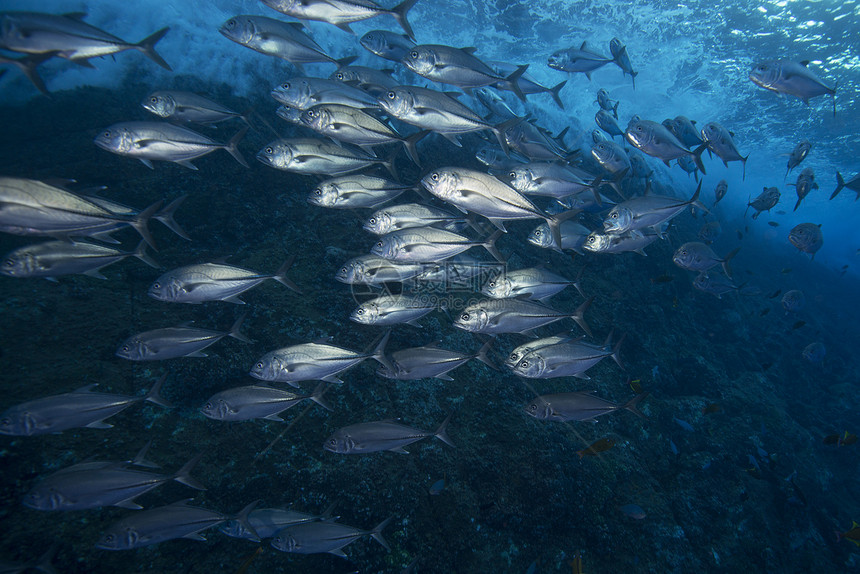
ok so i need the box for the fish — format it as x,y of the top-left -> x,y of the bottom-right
662,116 -> 703,148
595,109 -> 624,139
411,253 -> 496,288
836,521 -> 860,547
604,182 -> 704,235
115,314 -> 251,361
831,171 -> 860,201
745,187 -> 781,219
330,65 -> 399,97
759,308 -> 771,316
261,0 -> 419,39
271,516 -> 392,558
334,254 -> 425,285
781,290 -> 805,315
257,138 -> 393,176
802,341 -> 825,363
629,379 -> 643,393
583,229 -> 658,256
325,413 -> 455,454
141,91 -> 248,125
481,266 -> 584,301
0,11 -> 170,69
767,221 -> 779,227
454,297 -> 593,337
249,332 -> 390,386
789,167 -> 819,211
476,145 -> 528,171
625,118 -> 706,173
713,179 -> 728,206
547,42 -> 613,79
673,417 -> 694,432
23,451 -> 204,511
650,274 -> 675,284
692,272 -> 746,299
506,162 -> 598,199
628,151 -> 654,180
506,334 -> 575,370
576,437 -> 616,458
596,88 -> 619,118
96,499 -> 260,549
749,60 -> 836,116
362,202 -> 466,235
429,477 -> 446,495
148,258 -> 300,304
219,15 -> 338,70
592,140 -> 632,176
784,140 -> 811,180
511,332 -> 623,379
0,376 -> 170,436
788,223 -> 823,258
524,391 -> 647,422
791,320 -> 806,330
377,341 -> 495,380
349,294 -> 436,327
402,44 -> 528,100
700,122 -> 749,179
372,226 -> 503,263
359,29 -> 416,62
609,37 -> 637,88
698,220 -> 721,243
309,175 -> 413,209
503,119 -> 572,161
200,382 -> 331,422
619,504 -> 647,520
1,239 -> 158,280
767,289 -> 782,299
94,122 -> 249,170
490,61 -> 567,108
475,86 -> 519,120
222,504 -> 336,541
676,154 -> 700,181
672,242 -> 740,278
271,76 -> 379,110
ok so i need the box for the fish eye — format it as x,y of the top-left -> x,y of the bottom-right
336,73 -> 344,80
587,236 -> 595,243
387,91 -> 396,99
509,353 -> 517,360
265,147 -> 273,154
152,282 -> 160,289
410,50 -> 419,58
282,82 -> 290,89
103,131 -> 110,137
314,189 -> 321,195
636,126 -> 643,132
520,360 -> 529,368
528,404 -> 537,411
104,534 -> 114,542
226,20 -> 236,28
509,171 -> 516,178
122,345 -> 130,352
376,241 -> 384,248
328,438 -> 337,447
611,212 -> 618,219
534,230 -> 542,237
204,402 -> 212,410
488,281 -> 495,287
461,313 -> 469,320
357,308 -> 365,315
256,362 -> 264,369
431,173 -> 439,181
150,97 -> 157,103
368,217 -> 376,224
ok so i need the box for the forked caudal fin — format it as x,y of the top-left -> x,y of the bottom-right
135,27 -> 172,71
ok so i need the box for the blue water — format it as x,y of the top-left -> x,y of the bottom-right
1,0 -> 859,572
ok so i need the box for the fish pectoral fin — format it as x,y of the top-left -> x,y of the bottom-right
181,532 -> 207,541
82,269 -> 108,280
115,499 -> 144,510
388,446 -> 410,454
139,159 -> 155,170
222,294 -> 246,305
321,375 -> 345,384
185,351 -> 208,358
327,548 -> 348,558
435,374 -> 455,381
175,160 -> 198,171
262,414 -> 285,422
86,420 -> 113,429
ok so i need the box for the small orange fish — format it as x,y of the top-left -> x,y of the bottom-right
568,551 -> 583,574
629,379 -> 643,394
701,403 -> 721,415
836,521 -> 860,546
577,437 -> 615,459
840,431 -> 857,446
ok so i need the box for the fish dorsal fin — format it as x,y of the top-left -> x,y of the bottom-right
286,22 -> 306,31
580,41 -> 587,50
800,60 -> 810,67
444,91 -> 464,99
461,47 -> 478,55
63,12 -> 88,20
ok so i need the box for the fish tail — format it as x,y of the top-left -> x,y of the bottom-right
831,171 -> 845,200
793,197 -> 802,212
0,52 -> 54,96
135,27 -> 172,71
720,247 -> 742,279
611,333 -> 626,370
572,265 -> 588,299
130,440 -> 159,468
631,70 -> 638,90
368,329 -> 394,371
370,516 -> 394,551
571,296 -> 594,338
691,143 -> 708,175
622,391 -> 649,419
380,147 -> 399,179
482,229 -> 505,262
154,194 -> 191,240
433,411 -> 456,448
505,64 -> 530,102
744,194 -> 751,219
225,126 -> 250,168
687,180 -> 709,215
475,339 -> 499,371
492,117 -> 524,156
130,199 -> 163,251
273,253 -> 303,293
402,129 -> 429,167
228,312 -> 253,344
233,500 -> 262,542
144,373 -> 174,408
742,154 -> 749,181
546,208 -> 580,254
612,100 -> 619,119
391,0 -> 420,41
309,382 -> 333,411
173,453 -> 206,490
132,239 -> 160,269
320,501 -> 338,520
549,80 -> 567,109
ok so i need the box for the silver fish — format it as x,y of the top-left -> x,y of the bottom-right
23,453 -> 204,511
512,333 -> 623,379
261,0 -> 419,39
1,239 -> 157,280
784,140 -> 811,180
831,171 -> 860,201
595,109 -> 624,139
713,179 -> 728,205
475,145 -> 528,171
96,499 -> 260,549
802,342 -> 826,363
672,242 -> 740,277
372,226 -> 503,263
94,122 -> 248,170
0,377 -> 170,436
475,86 -> 518,120
676,154 -> 700,181
324,413 -> 454,454
272,77 -> 379,110
115,314 -> 251,361
583,229 -> 658,256
781,289 -> 805,313
745,187 -> 780,219
331,65 -> 399,96
527,220 -> 591,254
334,254 -> 424,285
349,294 -> 435,327
249,332 -> 390,386
693,272 -> 746,299
219,15 -> 336,69
275,104 -> 305,126
596,88 -> 619,118
628,151 -> 653,180
257,138 -> 392,176
603,181 -> 703,234
482,266 -> 583,301
454,297 -> 593,337
700,122 -> 749,180
625,118 -> 705,172
525,391 -> 647,422
505,334 -> 574,370
402,44 -> 527,100
377,341 -> 495,380
0,11 -> 170,69
148,258 -> 300,304
221,504 -> 335,540
592,140 -> 631,175
363,202 -> 465,235
309,174 -> 411,209
749,60 -> 836,116
271,516 -> 392,558
697,220 -> 721,243
504,120 -> 570,161
609,37 -> 638,88
360,29 -> 416,62
200,382 -> 330,422
788,222 -> 823,259
506,162 -> 595,199
789,167 -> 818,211
661,116 -> 703,148
141,91 -> 247,125
547,41 -> 612,79
411,253 -> 497,287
